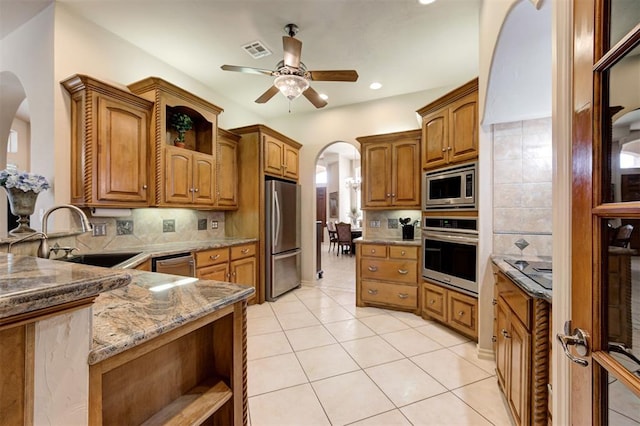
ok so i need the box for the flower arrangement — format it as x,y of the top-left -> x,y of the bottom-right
169,112 -> 193,144
0,169 -> 50,193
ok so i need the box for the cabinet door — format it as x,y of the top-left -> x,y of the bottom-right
422,110 -> 448,169
197,263 -> 229,282
362,143 -> 392,207
508,317 -> 531,426
448,91 -> 478,164
446,290 -> 477,339
392,139 -> 421,207
97,95 -> 149,203
164,146 -> 193,204
283,145 -> 299,180
263,135 -> 284,177
495,298 -> 509,393
192,152 -> 215,205
423,282 -> 446,322
231,256 -> 257,303
216,137 -> 238,207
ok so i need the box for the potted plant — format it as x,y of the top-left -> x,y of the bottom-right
169,112 -> 193,148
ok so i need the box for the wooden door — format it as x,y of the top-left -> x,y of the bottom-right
448,91 -> 478,164
164,146 -> 192,204
231,256 -> 257,303
362,142 -> 391,207
422,110 -> 448,169
570,1 -> 640,423
216,137 -> 238,207
263,135 -> 284,177
96,95 -> 149,204
508,317 -> 531,426
316,187 -> 327,243
391,139 -> 420,207
192,152 -> 215,205
283,145 -> 299,180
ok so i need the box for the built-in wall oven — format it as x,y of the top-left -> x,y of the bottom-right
422,216 -> 478,295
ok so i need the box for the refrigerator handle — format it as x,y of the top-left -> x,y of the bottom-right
274,189 -> 281,247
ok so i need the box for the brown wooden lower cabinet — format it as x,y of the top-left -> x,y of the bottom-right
421,280 -> 478,340
89,301 -> 247,425
492,266 -> 550,426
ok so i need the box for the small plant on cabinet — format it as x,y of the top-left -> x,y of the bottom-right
169,112 -> 193,147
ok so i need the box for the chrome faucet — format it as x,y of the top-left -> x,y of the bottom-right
36,204 -> 92,258
7,232 -> 47,254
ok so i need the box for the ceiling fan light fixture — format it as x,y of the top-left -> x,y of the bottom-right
274,75 -> 309,100
369,82 -> 382,90
319,93 -> 329,100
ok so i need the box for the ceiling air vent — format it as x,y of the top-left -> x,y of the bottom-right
242,41 -> 271,59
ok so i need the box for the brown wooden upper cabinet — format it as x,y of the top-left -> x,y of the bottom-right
128,77 -> 225,208
417,78 -> 478,170
216,129 -> 240,208
263,134 -> 300,180
62,75 -> 154,207
357,129 -> 421,209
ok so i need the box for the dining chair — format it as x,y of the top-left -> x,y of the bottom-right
327,221 -> 338,253
612,224 -> 634,248
335,222 -> 352,256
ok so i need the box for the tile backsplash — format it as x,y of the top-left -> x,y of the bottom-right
493,117 -> 552,256
76,208 -> 225,252
363,210 -> 421,240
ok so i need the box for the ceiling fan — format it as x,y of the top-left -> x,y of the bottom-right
221,23 -> 359,109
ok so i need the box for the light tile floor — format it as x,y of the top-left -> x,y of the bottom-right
247,244 -> 512,425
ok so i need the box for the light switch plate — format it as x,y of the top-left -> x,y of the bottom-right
369,220 -> 380,228
92,223 -> 107,237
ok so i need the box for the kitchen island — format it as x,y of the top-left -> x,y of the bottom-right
0,253 -> 254,425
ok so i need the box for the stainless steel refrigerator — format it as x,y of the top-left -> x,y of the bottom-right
265,180 -> 301,301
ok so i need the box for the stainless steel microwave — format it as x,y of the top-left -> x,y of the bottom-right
423,162 -> 476,210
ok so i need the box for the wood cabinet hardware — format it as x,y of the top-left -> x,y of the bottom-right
398,269 -> 408,275
368,289 -> 378,295
368,265 -> 378,272
210,255 -> 220,260
501,329 -> 511,339
241,248 -> 249,254
398,293 -> 409,299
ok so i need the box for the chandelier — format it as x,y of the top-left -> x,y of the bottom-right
345,176 -> 361,191
274,75 -> 309,100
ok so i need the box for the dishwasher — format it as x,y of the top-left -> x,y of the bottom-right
152,253 -> 196,277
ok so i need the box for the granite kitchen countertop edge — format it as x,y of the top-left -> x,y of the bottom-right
353,237 -> 422,246
491,254 -> 552,302
0,254 -> 132,319
89,269 -> 254,364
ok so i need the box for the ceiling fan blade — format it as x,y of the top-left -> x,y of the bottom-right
255,85 -> 280,104
308,70 -> 359,82
221,64 -> 275,77
282,36 -> 302,68
303,86 -> 328,109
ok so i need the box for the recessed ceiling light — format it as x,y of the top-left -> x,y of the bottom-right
418,0 -> 436,4
319,93 -> 328,100
369,82 -> 382,90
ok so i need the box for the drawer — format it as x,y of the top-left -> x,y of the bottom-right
360,244 -> 387,258
230,243 -> 256,260
423,282 -> 446,321
447,291 -> 477,338
197,263 -> 230,281
361,280 -> 417,309
496,271 -> 532,330
195,247 -> 229,268
361,259 -> 417,283
389,245 -> 418,260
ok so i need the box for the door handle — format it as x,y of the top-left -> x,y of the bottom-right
557,320 -> 589,367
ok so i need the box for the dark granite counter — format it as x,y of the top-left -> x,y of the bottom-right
491,255 -> 552,302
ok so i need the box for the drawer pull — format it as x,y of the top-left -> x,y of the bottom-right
458,311 -> 465,317
370,249 -> 376,254
368,265 -> 378,272
241,248 -> 249,254
210,254 -> 220,260
501,329 -> 511,339
398,269 -> 408,275
367,289 -> 378,295
398,293 -> 409,299
429,299 -> 436,305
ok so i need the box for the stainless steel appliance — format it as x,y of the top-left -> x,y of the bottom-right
423,162 -> 476,210
265,180 -> 301,301
152,253 -> 196,277
422,216 -> 478,295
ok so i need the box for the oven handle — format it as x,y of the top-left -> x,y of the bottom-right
423,231 -> 478,245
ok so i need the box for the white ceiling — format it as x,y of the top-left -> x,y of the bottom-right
2,0 -> 480,119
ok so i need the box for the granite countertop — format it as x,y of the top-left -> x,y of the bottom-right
353,237 -> 422,247
67,238 -> 258,269
491,254 -> 552,302
0,254 -> 132,320
90,270 -> 254,364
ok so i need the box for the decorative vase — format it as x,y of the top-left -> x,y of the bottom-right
5,188 -> 39,235
401,224 -> 414,240
174,140 -> 186,148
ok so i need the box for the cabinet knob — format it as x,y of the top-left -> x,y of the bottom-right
447,146 -> 452,151
367,289 -> 378,295
142,184 -> 148,189
429,299 -> 436,305
501,329 -> 511,339
386,193 -> 391,197
227,273 -> 231,278
368,265 -> 378,272
233,272 -> 237,276
492,336 -> 497,343
194,188 -> 199,192
397,269 -> 408,275
370,249 -> 376,253
442,148 -> 446,152
189,188 -> 195,192
401,250 -> 406,256
391,193 -> 396,197
398,293 -> 409,299
458,311 -> 465,317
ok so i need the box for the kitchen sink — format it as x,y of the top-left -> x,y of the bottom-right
58,252 -> 143,268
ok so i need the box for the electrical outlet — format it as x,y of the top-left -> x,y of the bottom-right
92,223 -> 107,237
369,220 -> 380,228
211,220 -> 218,229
